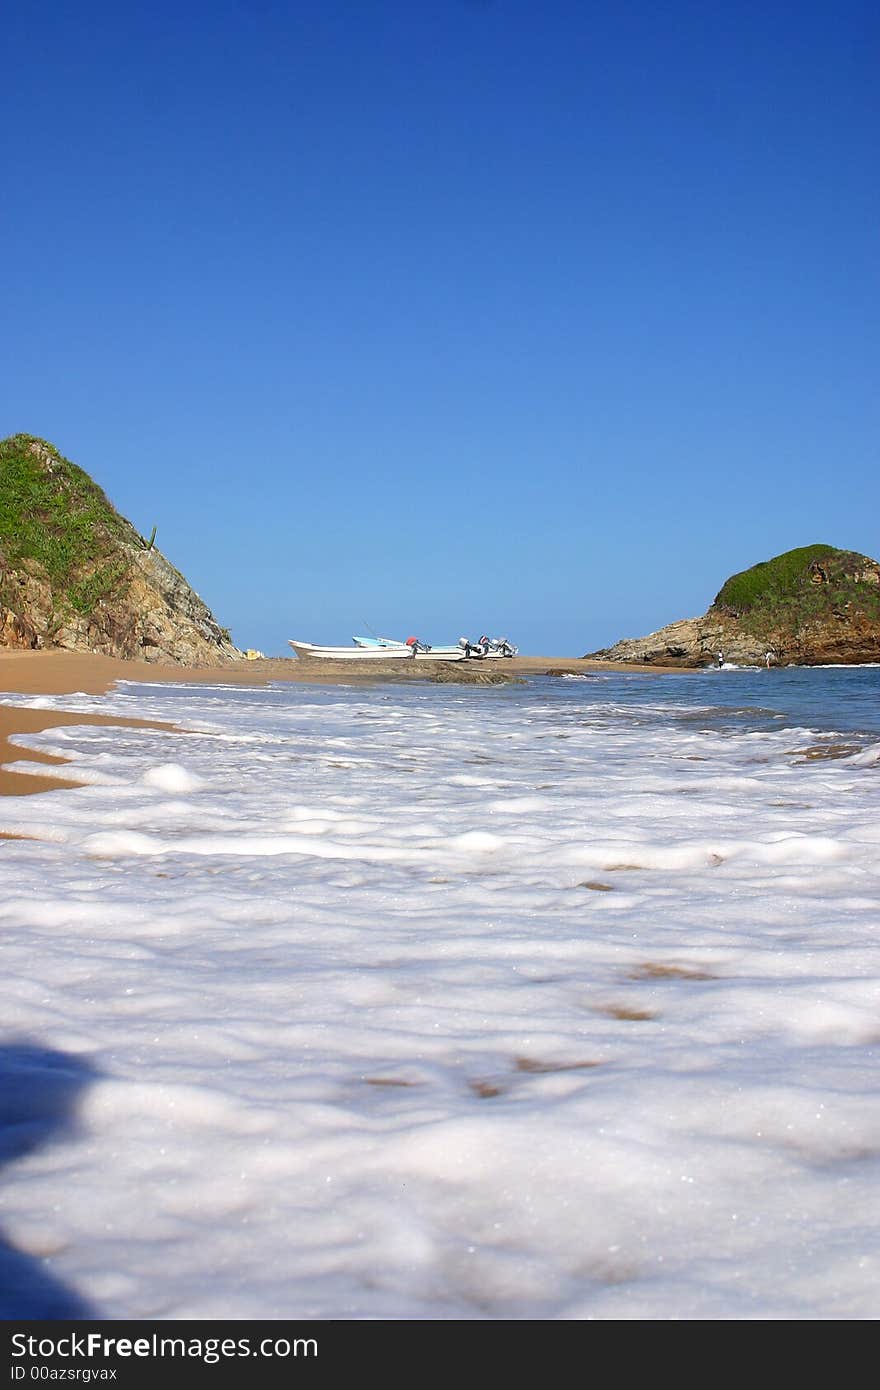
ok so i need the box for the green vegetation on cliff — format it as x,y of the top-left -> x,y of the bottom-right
714,544 -> 839,611
0,433 -> 133,619
712,544 -> 880,639
1,433 -> 238,662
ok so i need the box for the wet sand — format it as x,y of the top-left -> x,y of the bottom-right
0,652 -> 183,796
0,648 -> 670,798
0,706 -> 176,796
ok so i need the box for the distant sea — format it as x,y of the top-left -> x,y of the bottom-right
1,666 -> 878,1319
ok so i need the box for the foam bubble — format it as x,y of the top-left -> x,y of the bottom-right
142,764 -> 204,793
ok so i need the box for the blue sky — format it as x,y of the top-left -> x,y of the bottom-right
3,0 -> 877,655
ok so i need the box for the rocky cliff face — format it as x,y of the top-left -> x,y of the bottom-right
586,546 -> 880,667
0,435 -> 241,665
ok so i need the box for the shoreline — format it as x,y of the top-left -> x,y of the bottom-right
0,647 -> 678,692
0,647 -> 674,800
0,650 -> 208,797
0,707 -> 176,796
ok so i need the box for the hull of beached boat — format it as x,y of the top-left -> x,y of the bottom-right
288,640 -> 415,661
352,636 -> 468,661
413,647 -> 467,661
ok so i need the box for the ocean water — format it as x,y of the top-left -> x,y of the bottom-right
0,666 -> 878,1319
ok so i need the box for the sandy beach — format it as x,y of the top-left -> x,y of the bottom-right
0,648 -> 669,798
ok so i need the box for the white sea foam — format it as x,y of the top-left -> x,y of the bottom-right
141,763 -> 204,793
0,673 -> 878,1319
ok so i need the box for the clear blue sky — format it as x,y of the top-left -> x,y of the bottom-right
3,0 -> 877,655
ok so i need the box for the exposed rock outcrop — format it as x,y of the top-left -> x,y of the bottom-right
0,601 -> 39,650
587,546 -> 880,667
1,435 -> 241,664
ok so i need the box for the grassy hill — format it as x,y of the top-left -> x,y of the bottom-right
711,544 -> 880,640
1,434 -> 238,662
587,543 -> 880,665
0,433 -> 137,625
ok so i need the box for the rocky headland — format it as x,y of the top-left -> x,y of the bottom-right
0,435 -> 241,664
587,545 -> 880,667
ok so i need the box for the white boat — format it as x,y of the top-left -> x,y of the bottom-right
288,640 -> 415,661
412,647 -> 467,661
352,636 -> 468,661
